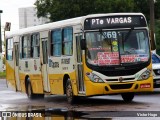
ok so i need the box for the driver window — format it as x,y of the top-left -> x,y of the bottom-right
102,38 -> 112,52
86,33 -> 97,60
95,33 -> 112,52
86,33 -> 92,48
86,32 -> 104,60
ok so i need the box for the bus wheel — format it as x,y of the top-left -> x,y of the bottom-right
66,79 -> 76,104
26,80 -> 36,99
121,92 -> 134,102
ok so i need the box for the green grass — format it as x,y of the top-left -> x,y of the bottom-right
0,72 -> 6,79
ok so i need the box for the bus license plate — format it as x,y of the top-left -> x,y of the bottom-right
140,83 -> 151,88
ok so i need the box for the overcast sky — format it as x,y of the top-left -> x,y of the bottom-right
0,0 -> 36,31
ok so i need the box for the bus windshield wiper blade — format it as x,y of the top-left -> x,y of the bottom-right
124,27 -> 134,42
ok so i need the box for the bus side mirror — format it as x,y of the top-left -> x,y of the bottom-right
81,38 -> 86,50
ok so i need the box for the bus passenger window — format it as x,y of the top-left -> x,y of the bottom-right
21,35 -> 31,58
31,34 -> 40,58
62,27 -> 73,55
6,38 -> 13,60
51,29 -> 62,56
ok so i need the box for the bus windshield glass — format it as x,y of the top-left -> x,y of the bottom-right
86,29 -> 150,66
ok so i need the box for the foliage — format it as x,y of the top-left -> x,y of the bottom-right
35,0 -> 136,22
34,0 -> 160,22
155,20 -> 160,50
155,0 -> 160,19
35,0 -> 160,49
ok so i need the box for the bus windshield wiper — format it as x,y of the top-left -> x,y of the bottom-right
124,27 -> 134,42
99,29 -> 106,38
121,27 -> 134,52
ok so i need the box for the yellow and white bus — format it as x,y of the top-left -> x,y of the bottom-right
5,13 -> 153,103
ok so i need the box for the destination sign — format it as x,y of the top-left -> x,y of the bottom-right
84,15 -> 147,30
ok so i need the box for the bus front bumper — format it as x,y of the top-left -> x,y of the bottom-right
84,77 -> 153,96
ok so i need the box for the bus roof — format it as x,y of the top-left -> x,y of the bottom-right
6,13 -> 145,38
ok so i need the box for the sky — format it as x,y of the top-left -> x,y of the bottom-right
0,0 -> 36,31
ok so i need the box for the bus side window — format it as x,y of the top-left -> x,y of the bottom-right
51,29 -> 62,56
62,27 -> 73,55
31,34 -> 40,58
6,38 -> 13,60
21,35 -> 31,58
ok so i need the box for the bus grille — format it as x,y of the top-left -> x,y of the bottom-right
106,77 -> 135,82
109,83 -> 133,90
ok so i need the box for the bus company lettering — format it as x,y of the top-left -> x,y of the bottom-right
49,59 -> 59,68
61,58 -> 70,64
34,60 -> 37,70
91,17 -> 132,25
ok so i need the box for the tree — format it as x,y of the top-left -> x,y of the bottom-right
133,0 -> 149,19
35,0 -> 160,51
35,0 -> 160,21
155,0 -> 160,19
35,0 -> 136,22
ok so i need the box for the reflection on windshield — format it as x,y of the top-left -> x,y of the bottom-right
86,30 -> 150,66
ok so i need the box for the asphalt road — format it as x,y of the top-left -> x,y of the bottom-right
0,79 -> 160,119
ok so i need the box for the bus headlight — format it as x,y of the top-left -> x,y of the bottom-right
86,72 -> 104,83
138,69 -> 151,80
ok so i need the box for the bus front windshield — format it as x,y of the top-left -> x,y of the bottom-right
86,29 -> 150,66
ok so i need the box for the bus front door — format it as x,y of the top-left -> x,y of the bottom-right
76,35 -> 85,94
41,37 -> 50,92
14,43 -> 21,91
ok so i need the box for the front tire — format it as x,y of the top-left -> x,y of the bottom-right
121,92 -> 134,102
26,80 -> 36,99
66,79 -> 77,104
